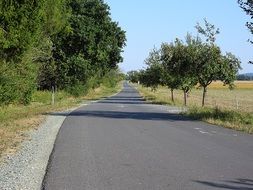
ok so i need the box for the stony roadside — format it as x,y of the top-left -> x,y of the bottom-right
0,105 -> 84,190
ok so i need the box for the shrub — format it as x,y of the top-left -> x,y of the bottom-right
101,70 -> 119,88
66,83 -> 88,97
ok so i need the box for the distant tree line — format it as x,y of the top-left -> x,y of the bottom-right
127,20 -> 241,107
237,74 -> 253,80
0,0 -> 126,105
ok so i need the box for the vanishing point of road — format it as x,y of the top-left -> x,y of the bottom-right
42,82 -> 253,190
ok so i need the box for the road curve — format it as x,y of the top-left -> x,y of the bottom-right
42,82 -> 253,190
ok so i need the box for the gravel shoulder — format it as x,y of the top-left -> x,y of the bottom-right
0,84 -> 184,190
0,86 -> 122,190
0,105 -> 85,190
42,82 -> 253,190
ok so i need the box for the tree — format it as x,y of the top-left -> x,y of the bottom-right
195,20 -> 241,106
160,37 -> 198,106
195,20 -> 221,106
160,42 -> 181,103
161,72 -> 181,103
196,44 -> 223,106
0,0 -> 71,104
139,64 -> 163,91
0,1 -> 60,104
127,71 -> 140,83
220,53 -> 242,87
144,47 -> 161,66
238,0 -> 253,63
51,0 -> 126,93
0,0 -> 126,104
140,19 -> 240,107
36,0 -> 71,90
195,18 -> 220,44
141,47 -> 163,91
173,37 -> 198,106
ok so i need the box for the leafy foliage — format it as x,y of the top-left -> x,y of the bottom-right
238,0 -> 253,63
161,37 -> 198,105
0,0 -> 46,105
139,65 -> 163,91
195,18 -> 220,44
140,48 -> 163,91
50,0 -> 126,91
238,0 -> 253,43
127,71 -> 140,83
0,0 -> 126,105
160,42 -> 182,103
195,20 -> 241,106
134,20 -> 241,107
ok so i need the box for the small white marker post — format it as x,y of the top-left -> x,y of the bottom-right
52,86 -> 55,105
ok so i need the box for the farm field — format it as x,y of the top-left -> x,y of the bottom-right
135,81 -> 253,133
136,81 -> 253,113
208,80 -> 253,89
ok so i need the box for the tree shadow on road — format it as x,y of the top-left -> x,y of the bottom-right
98,100 -> 146,105
48,110 -> 191,122
193,179 -> 253,190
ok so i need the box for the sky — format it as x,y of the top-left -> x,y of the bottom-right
105,0 -> 253,74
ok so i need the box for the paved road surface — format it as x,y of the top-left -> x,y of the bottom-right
42,82 -> 253,190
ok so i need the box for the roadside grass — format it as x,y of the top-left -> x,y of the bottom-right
186,107 -> 253,134
0,83 -> 122,158
135,81 -> 253,134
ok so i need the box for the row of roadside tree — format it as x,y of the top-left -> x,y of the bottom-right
127,20 -> 241,107
0,0 -> 126,105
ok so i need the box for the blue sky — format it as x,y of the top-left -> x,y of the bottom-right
105,0 -> 253,74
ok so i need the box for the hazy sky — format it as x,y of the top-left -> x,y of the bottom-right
105,0 -> 253,74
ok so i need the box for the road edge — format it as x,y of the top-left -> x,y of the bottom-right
0,84 -> 124,190
0,105 -> 85,190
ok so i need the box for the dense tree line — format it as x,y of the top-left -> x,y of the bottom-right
128,20 -> 241,107
0,0 -> 126,105
237,74 -> 253,80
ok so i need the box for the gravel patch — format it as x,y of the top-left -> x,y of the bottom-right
0,106 -> 82,190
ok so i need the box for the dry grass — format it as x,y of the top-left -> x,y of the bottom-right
209,80 -> 253,89
0,116 -> 45,157
136,81 -> 253,113
0,83 -> 122,158
135,81 -> 253,133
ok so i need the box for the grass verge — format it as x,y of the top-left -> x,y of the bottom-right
0,82 -> 122,158
135,84 -> 253,134
186,106 -> 253,134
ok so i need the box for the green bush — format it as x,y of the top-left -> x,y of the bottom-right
86,75 -> 101,90
32,90 -> 70,104
101,70 -> 119,88
66,83 -> 88,97
0,62 -> 37,105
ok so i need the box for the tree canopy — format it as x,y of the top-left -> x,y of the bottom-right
0,0 -> 126,104
129,20 -> 241,107
238,0 -> 253,64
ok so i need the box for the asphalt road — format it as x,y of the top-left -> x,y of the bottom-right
42,82 -> 253,190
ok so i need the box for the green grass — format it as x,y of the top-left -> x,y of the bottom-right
186,106 -> 253,133
135,84 -> 253,134
0,82 -> 122,158
0,91 -> 80,124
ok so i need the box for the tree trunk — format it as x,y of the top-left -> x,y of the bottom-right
202,86 -> 207,107
183,90 -> 187,106
171,89 -> 174,103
